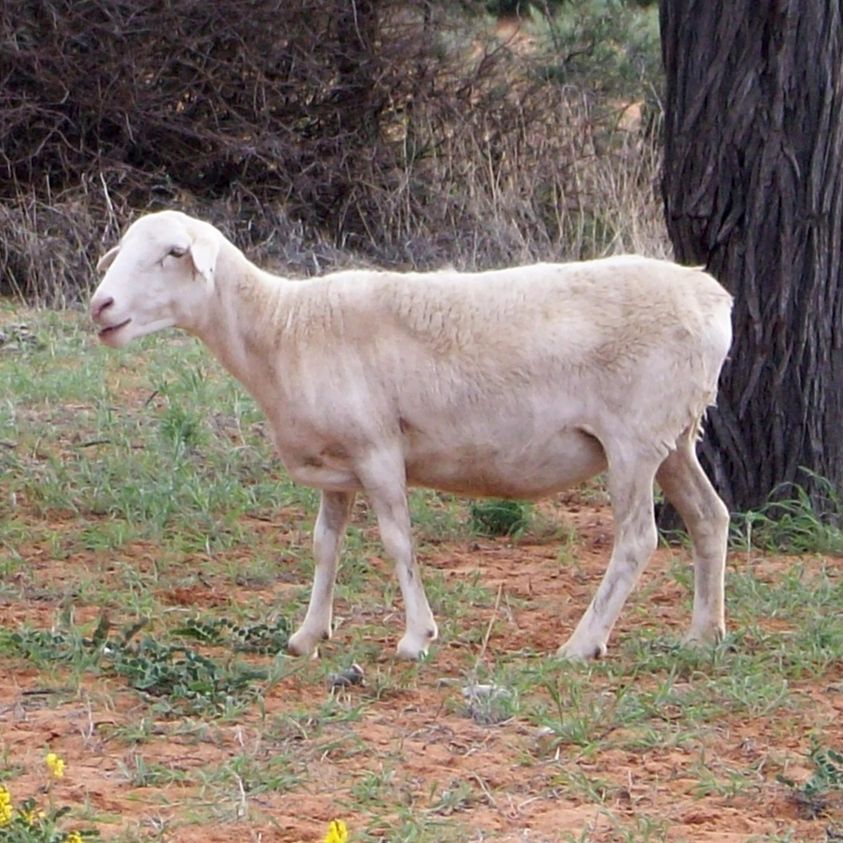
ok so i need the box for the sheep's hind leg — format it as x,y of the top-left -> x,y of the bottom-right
288,490 -> 356,657
655,431 -> 729,646
557,451 -> 660,660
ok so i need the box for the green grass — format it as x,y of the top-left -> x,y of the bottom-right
731,472 -> 843,555
2,306 -> 842,841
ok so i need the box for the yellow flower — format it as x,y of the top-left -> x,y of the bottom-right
66,833 -> 85,843
45,751 -> 66,779
324,819 -> 349,843
0,786 -> 12,827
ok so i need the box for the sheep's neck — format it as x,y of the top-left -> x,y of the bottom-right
194,248 -> 291,402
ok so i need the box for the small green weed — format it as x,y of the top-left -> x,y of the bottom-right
158,404 -> 205,450
468,499 -> 530,537
3,613 -> 282,714
2,625 -> 98,669
427,779 -> 481,815
689,755 -> 757,798
199,751 -> 306,797
117,754 -> 187,788
348,767 -> 396,809
172,615 -> 290,653
783,741 -> 843,819
111,637 -> 265,709
551,767 -> 613,804
0,794 -> 98,843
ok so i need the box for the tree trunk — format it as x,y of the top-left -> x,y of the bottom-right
660,0 -> 843,515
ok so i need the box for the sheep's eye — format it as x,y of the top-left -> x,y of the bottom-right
168,246 -> 187,259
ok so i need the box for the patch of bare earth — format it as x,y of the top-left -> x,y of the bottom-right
2,504 -> 841,842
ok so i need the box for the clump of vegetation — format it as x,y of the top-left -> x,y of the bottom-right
3,613 -> 288,713
532,0 -> 661,99
159,404 -> 205,451
731,473 -> 843,554
469,499 -> 531,536
0,758 -> 349,842
784,741 -> 843,819
174,616 -> 291,654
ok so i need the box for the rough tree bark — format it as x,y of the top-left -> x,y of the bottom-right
660,0 -> 843,514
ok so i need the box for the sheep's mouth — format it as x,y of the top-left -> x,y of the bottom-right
98,318 -> 131,340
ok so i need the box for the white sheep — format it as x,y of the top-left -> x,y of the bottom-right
91,210 -> 732,661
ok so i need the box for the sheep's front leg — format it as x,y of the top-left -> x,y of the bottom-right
288,490 -> 356,657
373,492 -> 438,659
558,455 -> 660,660
360,452 -> 438,659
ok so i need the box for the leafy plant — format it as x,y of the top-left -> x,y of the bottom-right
784,741 -> 843,818
468,499 -> 530,536
173,616 -> 290,653
4,614 -> 277,714
110,638 -> 263,705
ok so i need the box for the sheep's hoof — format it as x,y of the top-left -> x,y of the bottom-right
682,624 -> 726,649
396,628 -> 437,661
287,629 -> 325,658
556,639 -> 607,662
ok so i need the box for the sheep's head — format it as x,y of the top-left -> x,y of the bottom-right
90,211 -> 220,348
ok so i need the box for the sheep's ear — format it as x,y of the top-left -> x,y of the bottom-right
189,233 -> 219,284
97,245 -> 120,273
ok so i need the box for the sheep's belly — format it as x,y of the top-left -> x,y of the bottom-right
404,428 -> 607,500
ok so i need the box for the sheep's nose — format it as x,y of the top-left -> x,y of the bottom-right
91,296 -> 114,322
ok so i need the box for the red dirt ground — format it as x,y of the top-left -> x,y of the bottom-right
2,504 -> 841,842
